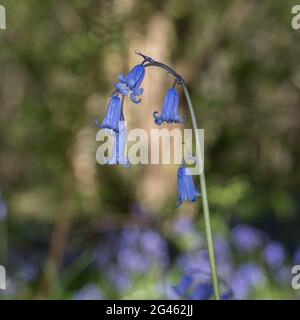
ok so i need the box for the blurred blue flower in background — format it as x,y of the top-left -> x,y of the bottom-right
117,228 -> 169,272
263,241 -> 285,269
190,283 -> 213,300
140,230 -> 169,267
49,220 -> 293,300
231,271 -> 251,299
73,283 -> 103,300
114,64 -> 145,103
232,263 -> 265,299
92,227 -> 170,295
164,282 -> 183,300
231,224 -> 262,253
173,274 -> 193,297
293,246 -> 300,264
239,263 -> 265,285
173,269 -> 232,300
117,247 -> 149,273
119,228 -> 141,248
214,235 -> 231,262
221,290 -> 233,300
153,87 -> 181,125
177,250 -> 211,275
172,216 -> 194,235
177,239 -> 232,281
107,267 -> 132,291
213,235 -> 233,279
276,266 -> 291,285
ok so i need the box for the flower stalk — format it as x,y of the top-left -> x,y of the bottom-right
142,52 -> 221,299
181,82 -> 221,300
97,51 -> 221,299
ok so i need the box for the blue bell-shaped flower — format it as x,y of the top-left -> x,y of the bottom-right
106,119 -> 130,167
173,275 -> 193,297
190,283 -> 213,300
114,64 -> 145,103
176,164 -> 200,207
153,87 -> 181,125
96,95 -> 122,132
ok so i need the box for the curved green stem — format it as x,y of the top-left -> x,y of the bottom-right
143,54 -> 221,299
181,82 -> 220,300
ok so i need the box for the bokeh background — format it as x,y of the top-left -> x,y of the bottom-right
0,0 -> 300,299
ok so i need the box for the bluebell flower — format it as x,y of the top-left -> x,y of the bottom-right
221,290 -> 233,300
107,267 -> 132,291
231,224 -> 262,253
176,164 -> 200,207
214,235 -> 231,262
116,228 -> 168,273
263,241 -> 285,268
73,284 -> 103,300
189,283 -> 213,300
231,263 -> 265,300
117,247 -> 149,273
140,230 -> 169,266
173,275 -> 193,296
153,87 -> 181,125
172,216 -> 194,235
119,228 -> 141,248
114,64 -> 145,103
231,271 -> 249,300
106,120 -> 130,167
96,95 -> 122,132
177,251 -> 211,276
276,266 -> 290,285
239,263 -> 265,286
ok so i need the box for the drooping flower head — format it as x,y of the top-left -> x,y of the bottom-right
96,94 -> 122,132
176,164 -> 200,207
106,119 -> 130,167
114,64 -> 145,103
95,94 -> 129,167
153,86 -> 181,126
